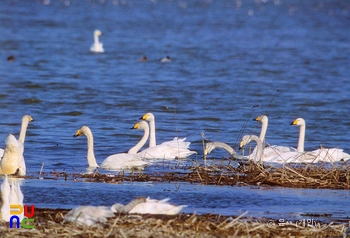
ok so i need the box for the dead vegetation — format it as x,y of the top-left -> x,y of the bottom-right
27,158 -> 350,190
0,208 -> 347,238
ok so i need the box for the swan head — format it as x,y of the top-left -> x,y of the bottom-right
290,118 -> 305,126
94,30 -> 102,36
73,126 -> 91,138
22,115 -> 34,123
140,112 -> 155,122
254,115 -> 267,123
131,121 -> 149,130
239,135 -> 259,149
204,142 -> 216,156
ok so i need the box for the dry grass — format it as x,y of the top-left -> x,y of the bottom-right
0,208 -> 347,238
27,159 -> 350,190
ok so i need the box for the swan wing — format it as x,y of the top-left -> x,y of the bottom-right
138,144 -> 196,160
64,206 -> 114,226
100,153 -> 148,170
0,175 -> 11,221
309,148 -> 350,163
129,197 -> 186,215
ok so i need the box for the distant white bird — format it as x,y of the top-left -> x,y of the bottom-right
90,30 -> 104,53
124,197 -> 186,215
73,126 -> 148,170
160,56 -> 172,62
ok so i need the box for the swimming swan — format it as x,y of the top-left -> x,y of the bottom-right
140,112 -> 192,149
90,30 -> 104,53
73,126 -> 148,170
291,118 -> 350,162
253,115 -> 297,159
0,135 -> 22,175
128,121 -> 196,160
239,134 -> 339,164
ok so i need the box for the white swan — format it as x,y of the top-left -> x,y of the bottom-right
203,141 -> 245,160
1,176 -> 24,222
253,115 -> 297,159
73,126 -> 148,170
0,134 -> 22,175
291,118 -> 350,162
140,112 -> 192,149
64,205 -> 115,226
64,197 -> 185,226
0,115 -> 33,176
112,197 -> 186,215
90,30 -> 104,53
128,121 -> 196,160
239,134 -> 337,164
160,56 -> 172,62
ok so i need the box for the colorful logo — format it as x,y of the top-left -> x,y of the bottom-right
9,204 -> 35,229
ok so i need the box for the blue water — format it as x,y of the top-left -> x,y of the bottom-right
0,0 -> 350,220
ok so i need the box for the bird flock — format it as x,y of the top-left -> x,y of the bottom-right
1,112 -> 349,226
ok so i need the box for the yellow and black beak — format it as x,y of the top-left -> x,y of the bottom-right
131,122 -> 140,130
73,129 -> 82,138
290,119 -> 298,125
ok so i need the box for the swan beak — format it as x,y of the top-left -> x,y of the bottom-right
73,129 -> 82,138
253,116 -> 261,121
29,116 -> 34,122
290,119 -> 298,125
140,114 -> 148,120
239,141 -> 245,150
131,122 -> 140,130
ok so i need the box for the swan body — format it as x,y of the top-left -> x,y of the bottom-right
0,115 -> 34,176
160,56 -> 172,62
64,206 -> 114,226
90,30 -> 104,53
111,197 -> 185,215
0,134 -> 22,175
291,118 -> 350,162
74,126 -> 148,170
128,121 -> 196,160
1,176 -> 24,222
128,197 -> 185,215
140,112 -> 194,150
253,115 -> 297,158
0,175 -> 11,221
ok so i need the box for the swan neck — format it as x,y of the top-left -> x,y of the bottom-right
214,142 -> 235,155
94,34 -> 99,44
251,135 -> 263,162
149,119 -> 156,147
259,119 -> 268,144
297,124 -> 305,152
85,130 -> 99,167
128,126 -> 149,154
18,118 -> 29,144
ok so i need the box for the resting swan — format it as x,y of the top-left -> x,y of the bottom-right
291,118 -> 350,162
140,112 -> 192,149
73,126 -> 148,170
0,115 -> 34,176
64,197 -> 185,226
128,121 -> 196,160
90,30 -> 104,53
239,134 -> 345,163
